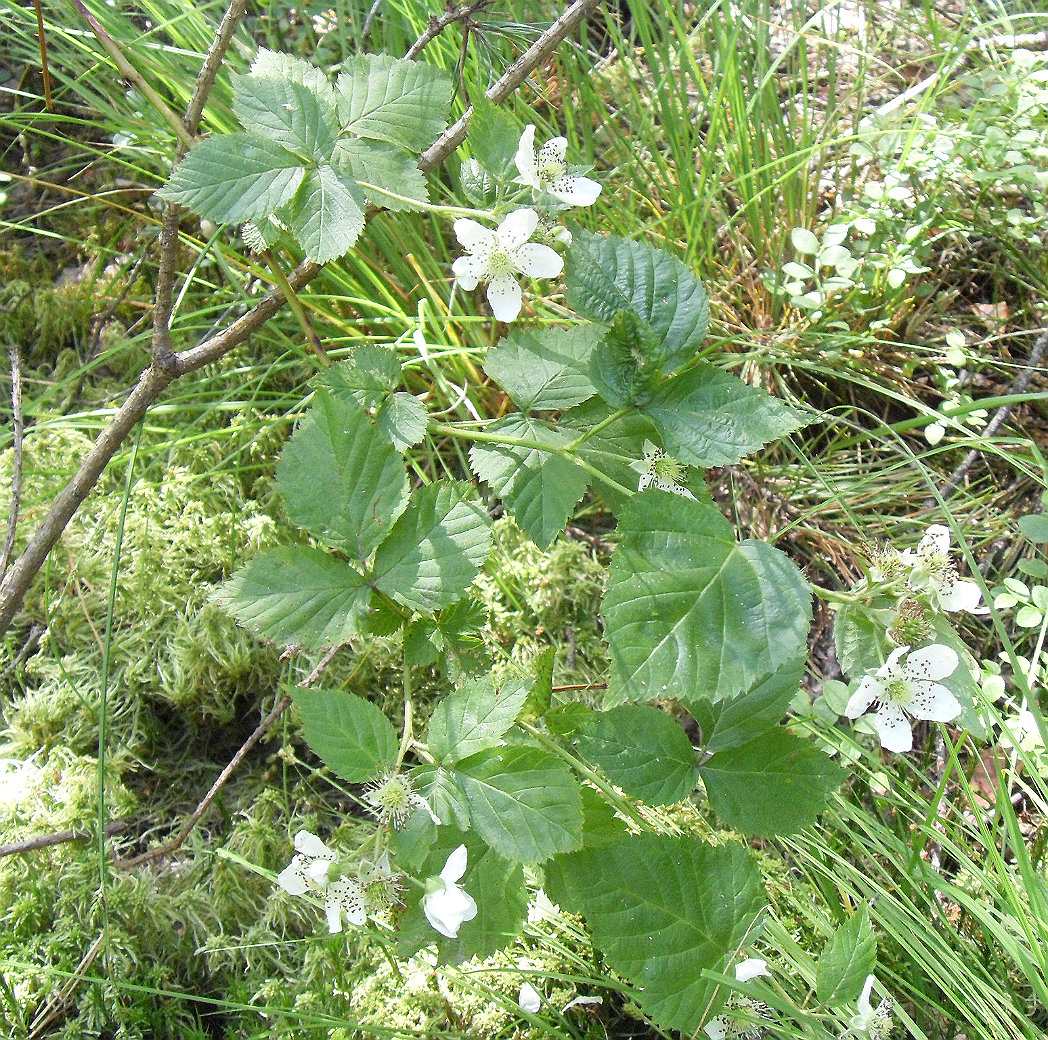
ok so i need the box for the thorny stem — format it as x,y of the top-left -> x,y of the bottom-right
0,0 -> 600,637
0,343 -> 23,581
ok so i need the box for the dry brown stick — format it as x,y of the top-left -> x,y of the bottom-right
0,820 -> 129,860
404,0 -> 497,61
115,643 -> 343,870
0,0 -> 600,637
0,343 -> 24,582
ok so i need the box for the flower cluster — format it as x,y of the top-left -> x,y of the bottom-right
452,125 -> 601,322
871,524 -> 982,614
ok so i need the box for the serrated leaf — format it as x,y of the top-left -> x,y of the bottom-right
546,835 -> 765,1032
372,481 -> 492,613
250,49 -> 338,106
159,134 -> 305,224
216,546 -> 370,649
336,54 -> 452,149
696,657 -> 806,753
576,704 -> 697,805
276,391 -> 408,560
483,326 -> 600,412
588,310 -> 664,407
469,417 -> 589,550
602,493 -> 812,706
232,74 -> 339,158
699,728 -> 846,836
413,765 -> 470,829
321,345 -> 401,393
467,97 -> 521,179
566,231 -> 710,373
642,364 -> 810,467
816,907 -> 876,1004
377,392 -> 427,450
332,138 -> 429,211
577,784 -> 630,848
428,676 -> 530,763
282,164 -> 366,263
395,834 -> 526,964
291,687 -> 398,781
453,746 -> 583,863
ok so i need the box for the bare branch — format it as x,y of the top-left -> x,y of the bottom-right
404,0 -> 497,61
0,820 -> 129,860
0,344 -> 24,581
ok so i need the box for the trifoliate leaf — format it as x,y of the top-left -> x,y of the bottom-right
453,746 -> 583,863
566,231 -> 710,373
469,416 -> 589,550
576,704 -> 697,805
371,481 -> 492,613
816,907 -> 876,1004
546,835 -> 765,1033
281,164 -> 366,262
335,53 -> 452,149
642,363 -> 810,467
699,728 -> 847,836
602,492 -> 812,706
216,546 -> 370,649
483,326 -> 600,413
291,687 -> 398,781
159,134 -> 305,224
331,137 -> 429,211
232,74 -> 339,158
275,391 -> 409,560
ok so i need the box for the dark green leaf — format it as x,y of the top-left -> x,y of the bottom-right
816,907 -> 876,1005
466,98 -> 521,179
699,728 -> 847,836
291,687 -> 398,781
588,310 -> 664,407
413,765 -> 470,830
484,326 -> 600,412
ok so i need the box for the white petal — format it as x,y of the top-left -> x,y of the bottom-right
454,218 -> 495,253
878,645 -> 909,678
513,242 -> 563,279
844,675 -> 883,719
918,524 -> 950,556
541,136 -> 568,166
519,982 -> 542,1013
562,996 -> 602,1012
548,174 -> 602,206
440,844 -> 469,884
904,643 -> 958,682
703,1017 -> 731,1040
899,680 -> 962,723
735,958 -> 770,982
276,860 -> 309,896
324,892 -> 344,933
487,273 -> 523,322
851,975 -> 877,1028
514,125 -> 540,187
937,578 -> 981,613
331,877 -> 368,927
308,857 -> 333,885
424,883 -> 477,937
452,253 -> 487,290
497,208 -> 539,251
872,702 -> 913,752
294,830 -> 333,858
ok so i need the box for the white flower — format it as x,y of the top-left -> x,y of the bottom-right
734,958 -> 770,982
514,125 -> 602,206
703,995 -> 770,1040
519,981 -> 542,1013
364,772 -> 440,828
452,208 -> 562,322
849,975 -> 893,1037
901,524 -> 982,613
633,440 -> 697,500
423,844 -> 478,938
275,830 -> 368,933
845,644 -> 962,752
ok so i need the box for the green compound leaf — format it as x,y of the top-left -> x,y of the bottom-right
602,493 -> 811,707
699,728 -> 847,836
332,138 -> 429,211
642,363 -> 810,467
427,676 -> 530,764
816,906 -> 876,1005
696,657 -> 806,753
250,48 -> 338,105
159,133 -> 305,224
335,53 -> 452,149
469,416 -> 589,550
276,391 -> 408,561
216,546 -> 370,649
483,326 -> 600,413
290,687 -> 398,781
547,835 -> 765,1033
566,231 -> 710,374
395,833 -> 526,964
372,481 -> 492,613
453,746 -> 583,863
575,704 -> 697,805
232,74 -> 339,158
282,164 -> 366,263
